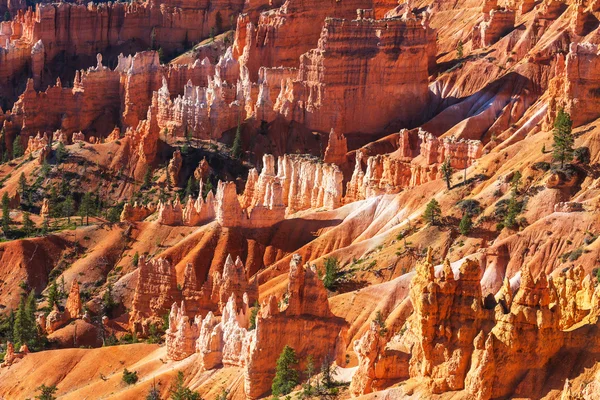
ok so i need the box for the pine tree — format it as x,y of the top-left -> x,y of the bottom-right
169,371 -> 200,400
320,353 -> 337,389
459,213 -> 472,236
184,176 -> 196,199
79,192 -> 93,225
13,291 -> 38,349
41,217 -> 48,236
22,211 -> 34,236
142,168 -> 152,190
249,300 -> 260,330
552,108 -> 574,168
55,142 -> 67,164
102,283 -> 117,316
202,179 -> 213,200
423,199 -> 442,226
440,158 -> 452,190
303,355 -> 315,396
231,114 -> 242,159
12,135 -> 23,159
510,171 -> 522,194
35,384 -> 57,400
63,196 -> 74,224
12,296 -> 27,347
47,280 -> 59,309
2,192 -> 10,235
19,173 -> 27,196
146,381 -> 161,400
271,345 -> 299,396
322,257 -> 340,291
456,39 -> 464,59
25,291 -> 39,349
374,310 -> 388,337
503,193 -> 520,230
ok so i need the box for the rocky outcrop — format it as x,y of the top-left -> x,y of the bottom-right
120,202 -> 156,222
548,42 -> 600,128
277,154 -> 344,213
129,257 -> 180,335
233,0 -> 375,80
65,280 -> 81,320
345,130 -> 483,202
323,128 -> 348,165
167,150 -> 183,187
272,14 -> 436,135
211,254 -> 258,313
166,301 -> 200,361
0,342 -> 26,368
166,254 -> 348,399
472,1 -> 516,49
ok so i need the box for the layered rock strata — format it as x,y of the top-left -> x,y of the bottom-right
272,14 -> 436,135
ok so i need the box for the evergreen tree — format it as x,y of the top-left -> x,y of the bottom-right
459,213 -> 472,236
202,179 -> 214,200
12,136 -> 23,159
248,300 -> 260,330
303,355 -> 315,394
510,170 -> 522,194
142,168 -> 152,190
456,39 -> 464,59
320,353 -> 337,389
552,108 -> 574,168
19,173 -> 27,196
231,114 -> 242,159
146,381 -> 161,400
12,296 -> 27,347
503,193 -> 520,230
440,158 -> 452,190
373,311 -> 388,337
4,11 -> 10,22
184,176 -> 196,199
55,141 -> 67,163
47,280 -> 59,309
423,199 -> 442,226
169,371 -> 200,400
271,345 -> 299,396
2,192 -> 10,234
102,283 -> 117,316
41,217 -> 48,236
322,257 -> 340,291
22,211 -> 34,236
35,384 -> 57,400
13,291 -> 37,349
63,195 -> 74,224
25,291 -> 39,348
79,192 -> 93,225
49,185 -> 58,218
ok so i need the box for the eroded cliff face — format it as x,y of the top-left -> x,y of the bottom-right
272,14 -> 435,135
352,254 -> 600,399
0,0 -> 244,99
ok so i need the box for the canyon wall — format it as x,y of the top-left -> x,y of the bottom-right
273,14 -> 436,135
